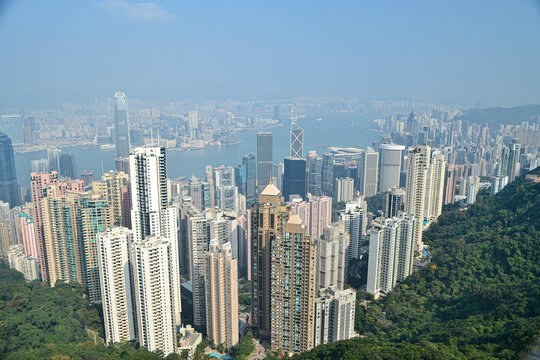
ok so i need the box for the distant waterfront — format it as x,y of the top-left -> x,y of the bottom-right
15,113 -> 384,188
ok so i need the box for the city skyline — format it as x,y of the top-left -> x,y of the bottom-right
0,2 -> 539,359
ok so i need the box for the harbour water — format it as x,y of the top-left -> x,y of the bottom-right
15,113 -> 383,187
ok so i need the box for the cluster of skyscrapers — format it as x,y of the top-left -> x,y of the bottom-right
1,95 -> 539,357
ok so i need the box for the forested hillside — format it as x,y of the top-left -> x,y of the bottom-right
297,169 -> 540,360
0,263 -> 178,360
455,104 -> 540,127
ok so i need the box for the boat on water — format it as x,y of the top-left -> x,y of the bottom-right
316,117 -> 323,121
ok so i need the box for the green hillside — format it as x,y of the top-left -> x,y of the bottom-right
296,169 -> 540,360
455,104 -> 540,127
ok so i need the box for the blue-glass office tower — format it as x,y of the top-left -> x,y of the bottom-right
59,151 -> 77,179
0,133 -> 20,207
114,92 -> 130,158
308,156 -> 322,196
257,133 -> 273,194
0,115 -> 24,146
243,153 -> 256,204
322,153 -> 335,197
282,157 -> 307,201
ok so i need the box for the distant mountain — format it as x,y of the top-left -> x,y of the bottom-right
294,168 -> 540,360
455,104 -> 540,127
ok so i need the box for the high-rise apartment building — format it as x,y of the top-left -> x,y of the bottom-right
314,226 -> 349,293
367,214 -> 415,295
129,146 -> 181,325
30,171 -> 60,279
205,241 -> 239,349
338,199 -> 367,260
334,177 -> 354,203
490,175 -> 508,196
0,133 -> 20,207
251,183 -> 291,339
507,142 -> 521,182
405,145 -> 430,252
383,187 -> 405,218
378,144 -> 405,193
7,244 -> 40,281
114,92 -> 130,158
314,287 -> 356,346
257,132 -> 273,194
425,150 -> 446,221
92,171 -> 129,225
188,209 -> 238,327
270,214 -> 317,354
289,194 -> 332,240
97,227 -> 137,344
19,213 -> 39,260
132,236 -> 177,356
40,184 -> 112,301
357,149 -> 379,197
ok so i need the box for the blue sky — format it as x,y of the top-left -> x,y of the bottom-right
0,0 -> 539,108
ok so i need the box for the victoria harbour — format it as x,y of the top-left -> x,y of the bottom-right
15,113 -> 381,186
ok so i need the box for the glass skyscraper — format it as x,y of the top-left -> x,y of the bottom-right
257,132 -> 273,194
0,133 -> 19,207
114,92 -> 130,158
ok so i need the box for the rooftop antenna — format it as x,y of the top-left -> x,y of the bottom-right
101,160 -> 104,175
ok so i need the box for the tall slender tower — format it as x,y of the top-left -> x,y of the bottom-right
129,146 -> 181,326
0,133 -> 20,207
289,107 -> 303,159
405,145 -> 430,252
257,133 -> 273,194
97,227 -> 137,344
251,183 -> 291,339
425,150 -> 446,220
270,214 -> 317,354
205,241 -> 239,349
243,153 -> 257,205
114,92 -> 130,158
132,236 -> 177,356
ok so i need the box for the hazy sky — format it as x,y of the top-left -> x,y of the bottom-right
0,0 -> 539,108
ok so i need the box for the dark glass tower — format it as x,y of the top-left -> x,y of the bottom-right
59,151 -> 77,179
257,133 -> 273,194
282,157 -> 307,201
0,133 -> 20,207
308,156 -> 322,196
243,153 -> 256,204
322,152 -> 335,197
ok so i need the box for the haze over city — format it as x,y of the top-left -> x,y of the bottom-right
0,1 -> 539,360
1,0 -> 540,107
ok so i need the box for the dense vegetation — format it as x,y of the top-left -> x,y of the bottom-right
296,169 -> 540,359
230,329 -> 254,360
0,263 -> 183,360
